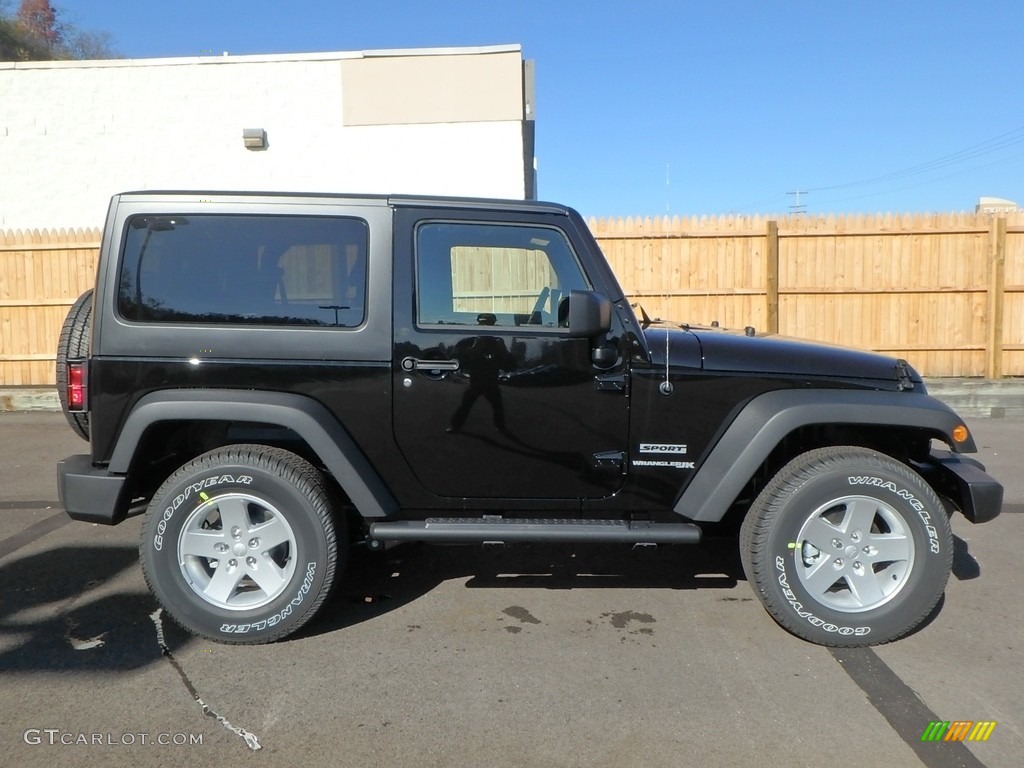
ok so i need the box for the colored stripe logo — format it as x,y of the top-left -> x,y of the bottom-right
921,721 -> 996,742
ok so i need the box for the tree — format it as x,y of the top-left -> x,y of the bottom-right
0,0 -> 117,61
63,28 -> 115,60
16,0 -> 61,51
0,14 -> 47,59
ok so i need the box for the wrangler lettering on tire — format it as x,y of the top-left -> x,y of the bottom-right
740,446 -> 953,647
140,445 -> 341,645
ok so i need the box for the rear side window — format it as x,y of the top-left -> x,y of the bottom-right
118,214 -> 367,327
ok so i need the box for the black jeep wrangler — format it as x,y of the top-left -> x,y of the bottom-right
57,191 -> 1003,647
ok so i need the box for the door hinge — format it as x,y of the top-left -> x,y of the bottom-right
594,373 -> 629,396
591,450 -> 626,474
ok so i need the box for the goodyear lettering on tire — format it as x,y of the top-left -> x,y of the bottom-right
153,475 -> 253,551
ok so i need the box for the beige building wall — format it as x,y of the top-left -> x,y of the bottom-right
341,50 -> 527,125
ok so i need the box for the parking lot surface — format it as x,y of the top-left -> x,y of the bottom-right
0,412 -> 1021,767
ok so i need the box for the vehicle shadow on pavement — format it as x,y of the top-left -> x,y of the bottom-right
0,545 -> 188,673
951,534 -> 981,581
0,535 -> 979,653
302,537 -> 746,639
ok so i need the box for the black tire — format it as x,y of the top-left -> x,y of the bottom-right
140,445 -> 342,644
56,289 -> 93,441
740,446 -> 952,647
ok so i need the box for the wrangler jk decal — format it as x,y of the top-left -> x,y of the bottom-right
632,459 -> 695,469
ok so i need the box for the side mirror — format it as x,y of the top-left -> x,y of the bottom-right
566,290 -> 612,338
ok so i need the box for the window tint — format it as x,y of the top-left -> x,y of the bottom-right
118,215 -> 367,327
416,222 -> 589,328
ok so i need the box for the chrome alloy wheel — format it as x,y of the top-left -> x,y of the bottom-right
177,493 -> 297,610
794,494 -> 915,613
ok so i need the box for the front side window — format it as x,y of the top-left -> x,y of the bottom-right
416,222 -> 589,328
118,214 -> 367,327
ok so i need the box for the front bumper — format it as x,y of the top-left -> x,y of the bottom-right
916,450 -> 1003,524
57,454 -> 129,525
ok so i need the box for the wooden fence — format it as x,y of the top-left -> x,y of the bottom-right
1,212 -> 1022,386
589,211 -> 1024,378
0,228 -> 101,386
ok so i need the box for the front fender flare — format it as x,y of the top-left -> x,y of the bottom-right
110,389 -> 398,519
675,389 -> 972,523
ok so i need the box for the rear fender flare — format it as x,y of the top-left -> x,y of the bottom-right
109,390 -> 397,519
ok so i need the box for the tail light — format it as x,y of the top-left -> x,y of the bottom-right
67,361 -> 87,411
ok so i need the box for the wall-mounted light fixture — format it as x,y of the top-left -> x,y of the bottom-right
242,128 -> 267,150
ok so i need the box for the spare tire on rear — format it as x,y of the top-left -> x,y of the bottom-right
56,289 -> 93,441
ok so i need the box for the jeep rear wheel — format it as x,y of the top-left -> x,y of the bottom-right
56,289 -> 93,441
140,445 -> 342,644
740,446 -> 952,647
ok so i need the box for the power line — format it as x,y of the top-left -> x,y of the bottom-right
805,124 -> 1024,193
811,149 -> 1024,208
726,126 -> 1024,213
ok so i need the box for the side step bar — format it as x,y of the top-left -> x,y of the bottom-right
368,518 -> 701,546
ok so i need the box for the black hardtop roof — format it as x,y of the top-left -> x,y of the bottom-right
115,190 -> 572,216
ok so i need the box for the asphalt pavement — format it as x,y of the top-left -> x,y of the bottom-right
0,412 -> 1021,768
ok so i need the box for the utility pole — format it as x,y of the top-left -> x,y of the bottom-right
786,190 -> 808,213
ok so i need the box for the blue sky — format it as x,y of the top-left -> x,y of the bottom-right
42,0 -> 1024,217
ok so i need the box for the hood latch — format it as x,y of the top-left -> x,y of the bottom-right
895,359 -> 915,391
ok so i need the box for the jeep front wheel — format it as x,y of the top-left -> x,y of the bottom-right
140,445 -> 342,644
739,446 -> 952,647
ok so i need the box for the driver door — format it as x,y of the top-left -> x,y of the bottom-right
392,208 -> 629,501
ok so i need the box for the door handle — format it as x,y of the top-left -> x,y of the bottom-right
401,357 -> 460,373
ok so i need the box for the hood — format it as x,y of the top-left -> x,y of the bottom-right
644,323 -> 922,389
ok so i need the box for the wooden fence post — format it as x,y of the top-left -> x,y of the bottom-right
985,216 -> 1006,379
765,220 -> 779,334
